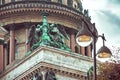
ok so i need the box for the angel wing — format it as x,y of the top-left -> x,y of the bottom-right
27,25 -> 39,46
56,24 -> 69,40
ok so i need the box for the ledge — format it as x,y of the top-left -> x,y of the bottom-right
0,45 -> 93,80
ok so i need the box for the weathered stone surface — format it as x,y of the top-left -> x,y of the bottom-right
0,46 -> 93,80
56,75 -> 78,80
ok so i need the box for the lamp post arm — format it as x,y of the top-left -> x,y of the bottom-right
98,34 -> 106,46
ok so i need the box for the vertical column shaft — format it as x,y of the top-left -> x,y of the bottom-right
10,26 -> 15,63
87,45 -> 92,57
4,44 -> 7,69
24,22 -> 31,53
80,46 -> 85,55
0,39 -> 4,73
25,26 -> 30,53
70,33 -> 75,52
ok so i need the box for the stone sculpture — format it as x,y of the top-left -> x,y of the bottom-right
45,71 -> 57,80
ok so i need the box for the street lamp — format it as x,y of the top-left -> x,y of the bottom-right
76,20 -> 112,80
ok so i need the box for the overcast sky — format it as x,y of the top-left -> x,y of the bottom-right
82,0 -> 120,50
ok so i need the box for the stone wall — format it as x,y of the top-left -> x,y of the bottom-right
15,28 -> 26,59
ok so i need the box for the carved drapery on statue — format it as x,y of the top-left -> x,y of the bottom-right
29,71 -> 56,80
29,73 -> 43,80
26,13 -> 71,55
45,71 -> 57,80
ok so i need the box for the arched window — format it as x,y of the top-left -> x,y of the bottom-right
73,1 -> 78,9
74,4 -> 77,8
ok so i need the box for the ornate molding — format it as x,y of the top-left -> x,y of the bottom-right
0,1 -> 83,20
16,62 -> 87,80
0,46 -> 92,80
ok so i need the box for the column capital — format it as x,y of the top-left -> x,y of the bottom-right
9,24 -> 15,30
66,28 -> 77,35
24,22 -> 31,29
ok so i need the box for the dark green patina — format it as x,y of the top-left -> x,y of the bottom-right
26,13 -> 71,55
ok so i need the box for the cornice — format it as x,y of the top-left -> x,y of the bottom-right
0,46 -> 92,79
15,62 -> 87,80
0,1 -> 83,20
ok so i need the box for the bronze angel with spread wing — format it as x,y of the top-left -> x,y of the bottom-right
26,23 -> 71,55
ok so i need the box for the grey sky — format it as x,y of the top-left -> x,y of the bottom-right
82,0 -> 120,49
